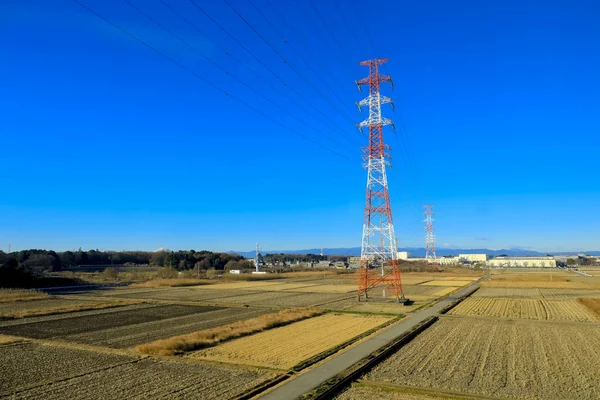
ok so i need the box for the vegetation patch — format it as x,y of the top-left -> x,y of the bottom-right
0,289 -> 50,303
136,308 -> 322,356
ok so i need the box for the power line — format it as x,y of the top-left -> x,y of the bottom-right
247,0 -> 358,118
122,0 -> 357,154
72,0 -> 353,162
187,0 -> 357,146
222,0 -> 358,127
159,0 -> 358,150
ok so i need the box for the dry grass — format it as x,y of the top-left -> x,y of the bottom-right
421,280 -> 473,287
135,308 -> 322,356
0,300 -> 142,319
482,280 -> 595,289
191,313 -> 392,369
578,298 -> 600,317
0,335 -> 22,345
449,298 -> 600,322
0,289 -> 50,303
432,287 -> 459,297
132,278 -> 211,288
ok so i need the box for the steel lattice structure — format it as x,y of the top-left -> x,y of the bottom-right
356,58 -> 404,302
423,205 -> 438,267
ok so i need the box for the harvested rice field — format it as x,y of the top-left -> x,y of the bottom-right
102,286 -> 260,302
0,297 -> 141,319
62,307 -> 268,348
287,284 -> 357,293
337,385 -> 472,400
431,287 -> 459,297
481,280 -> 596,289
207,291 -> 351,307
420,280 -> 474,287
191,313 -> 392,370
365,317 -> 600,399
0,304 -> 224,339
1,343 -> 275,400
448,298 -> 600,322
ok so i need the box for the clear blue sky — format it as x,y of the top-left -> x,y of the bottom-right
1,0 -> 599,253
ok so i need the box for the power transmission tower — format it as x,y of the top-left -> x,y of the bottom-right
423,205 -> 439,269
356,58 -> 405,302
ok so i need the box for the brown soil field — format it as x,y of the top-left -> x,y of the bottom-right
132,278 -> 211,287
208,291 -> 351,307
104,287 -> 260,302
366,317 -> 600,399
2,345 -> 274,399
0,341 -> 134,396
200,281 -> 287,290
0,289 -> 49,303
0,297 -> 141,319
63,307 -> 268,349
192,313 -> 392,369
0,304 -> 224,339
286,284 -> 357,293
337,385 -> 474,400
319,298 -> 414,315
449,298 -> 600,322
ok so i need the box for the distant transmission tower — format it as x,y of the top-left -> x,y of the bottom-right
356,58 -> 404,302
255,243 -> 260,272
423,206 -> 438,268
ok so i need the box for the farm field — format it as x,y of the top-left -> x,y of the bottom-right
207,291 -> 351,307
0,342 -> 275,400
62,307 -> 268,348
420,280 -> 474,287
191,313 -> 392,370
100,286 -> 261,302
448,298 -> 600,322
337,385 -> 475,400
0,304 -> 224,339
473,287 -> 600,299
0,297 -> 141,319
365,317 -> 600,399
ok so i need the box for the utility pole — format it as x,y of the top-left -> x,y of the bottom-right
356,58 -> 404,302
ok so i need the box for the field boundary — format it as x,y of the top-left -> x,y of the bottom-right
299,316 -> 438,400
352,380 -> 500,400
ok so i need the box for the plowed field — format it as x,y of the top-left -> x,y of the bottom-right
366,317 -> 600,399
449,298 -> 600,321
2,345 -> 274,399
191,314 -> 392,369
421,280 -> 473,287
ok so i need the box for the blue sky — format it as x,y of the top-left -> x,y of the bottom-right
1,0 -> 599,253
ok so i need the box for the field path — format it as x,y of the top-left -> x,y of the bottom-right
258,279 -> 484,400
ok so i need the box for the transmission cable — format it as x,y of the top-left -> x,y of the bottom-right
72,0 -> 354,162
188,0 -> 358,145
222,0 -> 359,127
122,0 -> 357,154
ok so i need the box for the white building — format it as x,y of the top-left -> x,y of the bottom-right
459,254 -> 488,263
397,251 -> 412,260
487,256 -> 557,268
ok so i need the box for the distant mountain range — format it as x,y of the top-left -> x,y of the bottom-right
233,247 -> 600,258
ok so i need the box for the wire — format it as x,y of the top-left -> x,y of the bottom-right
72,0 -> 354,162
187,0 -> 357,146
247,0 -> 359,119
122,0 -> 358,155
222,0 -> 358,127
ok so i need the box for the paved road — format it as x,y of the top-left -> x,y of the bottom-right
258,280 -> 483,400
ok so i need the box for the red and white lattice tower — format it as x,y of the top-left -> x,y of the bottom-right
356,58 -> 404,302
423,205 -> 438,267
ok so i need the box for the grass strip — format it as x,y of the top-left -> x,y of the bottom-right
135,308 -> 323,356
0,289 -> 50,303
